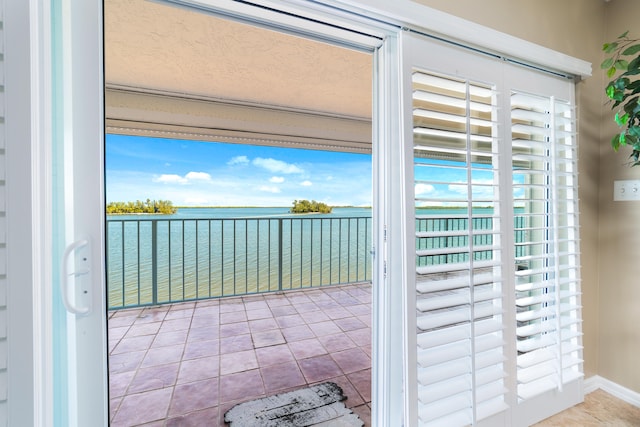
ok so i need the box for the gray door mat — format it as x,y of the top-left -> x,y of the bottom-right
224,382 -> 364,426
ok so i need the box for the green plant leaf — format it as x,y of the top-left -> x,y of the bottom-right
619,30 -> 629,39
607,66 -> 617,78
606,84 -> 616,99
605,42 -> 619,53
628,55 -> 640,70
615,59 -> 629,71
612,134 -> 621,151
620,132 -> 627,146
614,77 -> 630,89
628,126 -> 640,137
623,44 -> 640,56
601,57 -> 614,69
623,96 -> 639,114
622,68 -> 640,76
616,112 -> 630,125
612,88 -> 625,102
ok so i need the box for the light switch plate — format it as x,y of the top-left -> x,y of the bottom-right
614,180 -> 640,201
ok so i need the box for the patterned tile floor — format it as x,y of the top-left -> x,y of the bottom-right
108,283 -> 372,426
534,389 -> 640,426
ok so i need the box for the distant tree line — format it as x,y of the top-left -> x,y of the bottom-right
290,199 -> 332,214
106,199 -> 177,214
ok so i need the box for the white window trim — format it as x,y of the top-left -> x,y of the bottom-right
313,0 -> 592,79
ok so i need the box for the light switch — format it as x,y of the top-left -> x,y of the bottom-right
614,180 -> 640,201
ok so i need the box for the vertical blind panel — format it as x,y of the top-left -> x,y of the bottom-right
413,69 -> 506,426
511,90 -> 582,403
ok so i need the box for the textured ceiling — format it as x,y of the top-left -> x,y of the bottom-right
104,0 -> 373,119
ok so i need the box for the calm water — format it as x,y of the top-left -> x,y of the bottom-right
107,207 -> 374,308
106,206 -> 507,308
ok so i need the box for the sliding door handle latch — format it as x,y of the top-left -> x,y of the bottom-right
61,237 -> 92,315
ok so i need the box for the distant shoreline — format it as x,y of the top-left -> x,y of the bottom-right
106,206 -> 494,212
173,205 -> 372,209
108,205 -> 480,211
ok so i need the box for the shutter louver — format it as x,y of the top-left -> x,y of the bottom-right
511,91 -> 583,402
413,70 -> 508,426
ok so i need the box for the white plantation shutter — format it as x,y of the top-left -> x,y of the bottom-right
511,91 -> 583,401
413,69 -> 508,426
402,32 -> 582,427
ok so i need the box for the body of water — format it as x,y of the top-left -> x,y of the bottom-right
107,206 -> 512,309
107,207 -> 374,308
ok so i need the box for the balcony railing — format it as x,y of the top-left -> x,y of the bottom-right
107,216 -> 371,309
107,214 -> 527,310
415,215 -> 527,266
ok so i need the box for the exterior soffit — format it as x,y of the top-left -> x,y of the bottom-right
104,0 -> 373,119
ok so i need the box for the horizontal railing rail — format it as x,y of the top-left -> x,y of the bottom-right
107,216 -> 371,309
415,215 -> 527,266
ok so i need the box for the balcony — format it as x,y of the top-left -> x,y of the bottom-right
108,282 -> 372,426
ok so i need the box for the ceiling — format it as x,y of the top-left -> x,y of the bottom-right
104,0 -> 373,119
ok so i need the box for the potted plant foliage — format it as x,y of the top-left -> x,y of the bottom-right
602,31 -> 640,166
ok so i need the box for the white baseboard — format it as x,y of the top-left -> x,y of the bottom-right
584,375 -> 640,408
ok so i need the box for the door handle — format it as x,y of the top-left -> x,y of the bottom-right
61,238 -> 92,315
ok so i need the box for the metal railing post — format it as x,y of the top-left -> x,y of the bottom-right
278,218 -> 283,291
151,220 -> 158,305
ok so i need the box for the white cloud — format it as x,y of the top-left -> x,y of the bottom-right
185,171 -> 212,181
415,183 -> 435,195
269,176 -> 285,183
448,179 -> 495,198
227,155 -> 249,166
253,157 -> 303,174
154,174 -> 187,184
447,184 -> 467,195
259,185 -> 281,193
416,200 -> 445,207
300,180 -> 313,187
153,171 -> 211,185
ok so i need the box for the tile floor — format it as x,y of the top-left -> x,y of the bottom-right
108,283 -> 372,426
534,389 -> 640,426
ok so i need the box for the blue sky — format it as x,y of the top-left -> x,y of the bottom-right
106,134 -> 373,207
